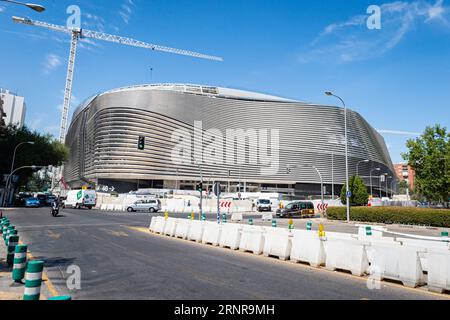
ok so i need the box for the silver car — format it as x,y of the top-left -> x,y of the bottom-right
127,199 -> 161,213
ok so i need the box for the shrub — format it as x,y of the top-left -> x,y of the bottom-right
327,206 -> 450,228
340,176 -> 369,206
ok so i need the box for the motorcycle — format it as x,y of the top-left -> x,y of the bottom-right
51,202 -> 60,217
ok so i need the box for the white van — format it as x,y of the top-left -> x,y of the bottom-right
64,190 -> 97,209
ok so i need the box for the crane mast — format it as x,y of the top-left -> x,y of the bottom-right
12,16 -> 222,143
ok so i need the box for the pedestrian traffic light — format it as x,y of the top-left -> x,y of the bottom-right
197,183 -> 203,192
138,136 -> 145,150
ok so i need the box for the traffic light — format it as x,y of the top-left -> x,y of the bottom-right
138,136 -> 145,150
197,183 -> 203,192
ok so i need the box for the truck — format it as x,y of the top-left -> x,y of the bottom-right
63,190 -> 96,209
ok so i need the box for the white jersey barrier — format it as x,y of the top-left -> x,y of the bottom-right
369,243 -> 426,288
325,238 -> 370,276
263,228 -> 292,261
147,216 -> 450,294
163,218 -> 178,237
188,221 -> 205,243
174,219 -> 191,240
219,224 -> 242,250
231,212 -> 243,222
290,230 -> 326,268
239,226 -> 265,255
261,212 -> 273,222
202,222 -> 222,246
427,251 -> 450,293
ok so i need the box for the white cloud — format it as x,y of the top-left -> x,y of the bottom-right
119,0 -> 136,25
43,54 -> 62,74
0,5 -> 6,13
300,0 -> 450,63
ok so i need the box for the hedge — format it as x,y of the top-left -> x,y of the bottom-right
327,206 -> 450,228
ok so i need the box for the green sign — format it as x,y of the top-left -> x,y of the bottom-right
77,191 -> 82,201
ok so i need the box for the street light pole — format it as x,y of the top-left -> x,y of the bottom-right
0,0 -> 45,12
370,168 -> 381,197
3,141 -> 35,206
356,159 -> 369,177
325,92 -> 350,223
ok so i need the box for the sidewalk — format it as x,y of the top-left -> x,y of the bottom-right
0,233 -> 52,300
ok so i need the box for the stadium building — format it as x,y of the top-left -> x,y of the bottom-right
63,84 -> 395,196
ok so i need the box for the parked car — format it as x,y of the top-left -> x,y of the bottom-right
24,197 -> 41,208
37,194 -> 48,206
276,201 -> 315,218
127,199 -> 161,213
256,199 -> 272,212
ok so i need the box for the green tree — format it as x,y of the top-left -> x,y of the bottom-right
25,171 -> 52,193
0,125 -> 69,189
402,125 -> 450,203
341,175 -> 369,206
398,180 -> 410,195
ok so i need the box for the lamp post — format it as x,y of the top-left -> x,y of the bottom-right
325,91 -> 350,223
287,164 -> 324,214
0,0 -> 45,12
370,168 -> 381,197
356,159 -> 370,177
3,141 -> 35,207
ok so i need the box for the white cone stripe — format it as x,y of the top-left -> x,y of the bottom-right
24,286 -> 41,296
25,272 -> 43,281
14,263 -> 26,269
14,252 -> 27,259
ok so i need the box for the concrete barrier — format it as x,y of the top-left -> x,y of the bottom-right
174,219 -> 191,240
163,218 -> 178,237
153,216 -> 166,234
427,250 -> 450,293
290,230 -> 326,268
325,238 -> 370,276
261,213 -> 273,221
188,221 -> 205,243
263,228 -> 291,261
100,204 -> 107,211
202,222 -> 222,246
231,212 -> 243,222
149,216 -> 159,232
396,238 -> 449,272
239,225 -> 265,255
219,223 -> 243,250
369,243 -> 426,288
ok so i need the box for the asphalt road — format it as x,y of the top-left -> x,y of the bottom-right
3,207 -> 447,300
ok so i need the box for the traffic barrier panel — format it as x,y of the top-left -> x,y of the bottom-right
174,219 -> 191,240
7,235 -> 19,266
202,222 -> 222,246
100,204 -> 107,211
23,260 -> 44,300
263,228 -> 292,261
290,229 -> 326,268
262,212 -> 273,221
187,220 -> 205,243
369,243 -> 426,288
106,204 -> 115,211
325,238 -> 370,276
231,213 -> 243,222
149,216 -> 157,232
153,216 -> 166,234
163,218 -> 178,237
239,225 -> 265,255
360,238 -> 401,264
219,223 -> 243,250
427,250 -> 450,293
12,244 -> 28,283
396,238 -> 450,272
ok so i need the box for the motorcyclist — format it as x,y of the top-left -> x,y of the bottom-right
51,196 -> 60,216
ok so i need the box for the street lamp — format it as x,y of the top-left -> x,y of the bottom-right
287,164 -> 325,214
356,159 -> 370,177
0,0 -> 45,12
370,168 -> 381,197
325,91 -> 350,223
2,141 -> 35,206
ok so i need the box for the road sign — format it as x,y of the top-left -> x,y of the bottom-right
214,183 -> 221,197
347,191 -> 352,198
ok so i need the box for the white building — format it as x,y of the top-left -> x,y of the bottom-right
0,89 -> 26,128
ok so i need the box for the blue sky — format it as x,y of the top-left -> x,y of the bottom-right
1,0 -> 449,163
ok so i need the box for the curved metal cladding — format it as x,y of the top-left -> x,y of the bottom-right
63,85 -> 394,190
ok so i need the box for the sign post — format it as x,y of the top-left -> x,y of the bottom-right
214,183 -> 221,224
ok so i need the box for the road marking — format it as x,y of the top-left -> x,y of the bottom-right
19,240 -> 59,298
127,226 -> 450,300
47,230 -> 61,239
